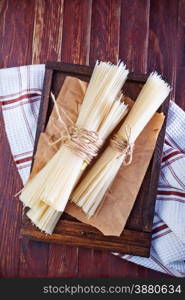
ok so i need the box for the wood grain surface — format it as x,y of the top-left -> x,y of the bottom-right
61,0 -> 92,64
89,0 -> 121,64
119,0 -> 150,73
32,0 -> 64,64
0,0 -> 183,278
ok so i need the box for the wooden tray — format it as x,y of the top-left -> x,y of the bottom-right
20,62 -> 169,257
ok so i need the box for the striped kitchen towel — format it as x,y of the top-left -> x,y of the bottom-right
0,65 -> 185,277
0,65 -> 45,182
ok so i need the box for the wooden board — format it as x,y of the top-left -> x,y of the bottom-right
20,62 -> 169,257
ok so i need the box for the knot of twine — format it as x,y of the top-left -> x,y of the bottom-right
49,92 -> 102,164
64,126 -> 103,163
110,133 -> 134,165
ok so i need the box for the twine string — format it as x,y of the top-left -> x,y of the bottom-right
49,92 -> 103,163
66,126 -> 103,163
50,91 -> 73,143
110,125 -> 134,165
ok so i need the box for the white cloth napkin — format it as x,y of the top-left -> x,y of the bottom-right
0,65 -> 184,277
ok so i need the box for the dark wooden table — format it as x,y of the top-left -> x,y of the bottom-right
0,0 -> 184,278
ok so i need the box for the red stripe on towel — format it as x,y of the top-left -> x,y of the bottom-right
1,93 -> 40,105
15,156 -> 32,165
152,224 -> 168,234
162,151 -> 182,162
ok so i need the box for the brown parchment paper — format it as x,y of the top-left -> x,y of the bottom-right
30,77 -> 88,178
31,76 -> 165,236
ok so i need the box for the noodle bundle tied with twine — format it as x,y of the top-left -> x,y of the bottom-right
71,72 -> 171,218
20,61 -> 129,225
